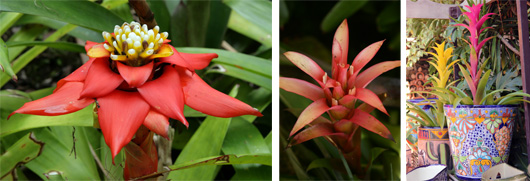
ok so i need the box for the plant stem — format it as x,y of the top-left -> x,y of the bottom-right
129,0 -> 158,28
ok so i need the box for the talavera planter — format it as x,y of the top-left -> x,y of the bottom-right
417,126 -> 452,170
444,104 -> 518,180
407,98 -> 438,151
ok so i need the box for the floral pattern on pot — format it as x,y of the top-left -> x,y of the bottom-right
444,104 -> 518,180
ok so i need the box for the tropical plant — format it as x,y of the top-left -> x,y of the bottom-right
280,19 -> 400,178
407,41 -> 458,128
429,3 -> 530,106
0,0 -> 272,180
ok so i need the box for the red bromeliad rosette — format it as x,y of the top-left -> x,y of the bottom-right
9,21 -> 262,161
280,19 -> 399,154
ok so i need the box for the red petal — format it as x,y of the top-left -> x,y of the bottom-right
289,98 -> 330,137
98,90 -> 150,160
354,60 -> 400,88
352,40 -> 384,76
85,41 -> 99,52
137,67 -> 188,127
160,46 -> 217,70
56,58 -> 97,91
179,69 -> 262,118
291,122 -> 345,146
279,77 -> 325,101
179,52 -> 217,70
333,20 -> 349,66
331,39 -> 343,79
117,61 -> 153,88
9,82 -> 93,119
348,109 -> 394,141
355,87 -> 388,115
86,42 -> 110,58
283,51 -> 326,85
80,59 -> 123,98
143,110 -> 170,138
158,45 -> 192,69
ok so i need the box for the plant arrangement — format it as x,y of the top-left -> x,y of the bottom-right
429,2 -> 530,179
0,0 -> 272,180
406,41 -> 457,170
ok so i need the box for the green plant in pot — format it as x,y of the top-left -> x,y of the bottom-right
438,3 -> 530,179
406,41 -> 456,171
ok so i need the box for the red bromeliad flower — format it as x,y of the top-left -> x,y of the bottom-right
9,21 -> 262,161
280,20 -> 399,158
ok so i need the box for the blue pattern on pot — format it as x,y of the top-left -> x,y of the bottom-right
444,104 -> 518,180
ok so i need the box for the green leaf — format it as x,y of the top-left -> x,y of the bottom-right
222,118 -> 271,180
1,105 -> 94,138
173,154 -> 272,168
99,134 -> 125,180
204,1 -> 231,48
170,0 -> 210,47
0,24 -> 76,87
167,115 -> 232,180
101,0 -> 133,22
237,87 -> 271,122
321,1 -> 367,33
265,131 -> 272,152
6,25 -> 47,62
16,15 -> 103,42
475,69 -> 491,105
0,12 -> 23,35
25,127 -> 100,180
0,0 -> 124,32
224,0 -> 272,47
177,47 -> 271,78
0,132 -> 43,178
207,63 -> 271,91
279,0 -> 289,27
7,41 -> 85,53
226,11 -> 272,48
146,0 -> 171,33
0,38 -> 17,81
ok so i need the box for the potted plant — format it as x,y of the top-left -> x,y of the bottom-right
434,3 -> 530,179
406,41 -> 457,171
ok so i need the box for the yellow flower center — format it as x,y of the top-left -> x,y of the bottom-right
101,21 -> 169,66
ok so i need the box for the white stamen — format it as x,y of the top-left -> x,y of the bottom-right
113,41 -> 118,48
142,24 -> 148,32
121,34 -> 126,42
155,34 -> 160,41
111,54 -> 118,60
154,26 -> 159,32
162,32 -> 168,39
148,42 -> 154,49
133,41 -> 141,48
128,49 -> 135,55
148,30 -> 154,37
158,38 -> 163,44
146,49 -> 154,55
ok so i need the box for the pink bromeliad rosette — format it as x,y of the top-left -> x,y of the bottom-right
280,19 -> 399,172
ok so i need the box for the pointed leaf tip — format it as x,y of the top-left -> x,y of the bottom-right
289,98 -> 330,137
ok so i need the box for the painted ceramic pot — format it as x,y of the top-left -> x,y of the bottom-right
417,126 -> 452,170
406,98 -> 438,151
444,104 -> 518,180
